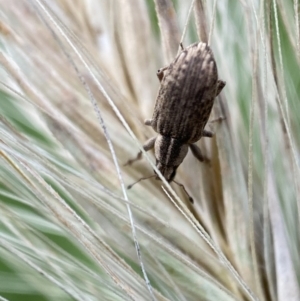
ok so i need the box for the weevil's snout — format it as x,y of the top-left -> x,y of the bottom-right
154,161 -> 177,182
153,135 -> 189,181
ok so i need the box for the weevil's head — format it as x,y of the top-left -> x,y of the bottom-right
154,135 -> 189,182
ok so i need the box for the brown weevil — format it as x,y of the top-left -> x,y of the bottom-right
125,42 -> 225,203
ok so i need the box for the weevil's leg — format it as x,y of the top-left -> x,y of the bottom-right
189,144 -> 204,162
124,136 -> 156,166
142,137 -> 157,151
179,42 -> 184,50
216,80 -> 226,96
209,116 -> 226,123
156,66 -> 168,82
144,119 -> 152,126
202,130 -> 214,137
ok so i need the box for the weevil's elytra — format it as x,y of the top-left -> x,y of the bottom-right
151,42 -> 224,142
126,42 -> 226,202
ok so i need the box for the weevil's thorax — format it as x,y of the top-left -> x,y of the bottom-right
154,135 -> 188,181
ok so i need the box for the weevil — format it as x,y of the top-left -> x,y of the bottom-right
126,42 -> 225,202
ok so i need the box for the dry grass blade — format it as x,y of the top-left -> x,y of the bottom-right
295,0 -> 300,58
31,0 -> 158,299
194,0 -> 208,43
153,0 -> 180,63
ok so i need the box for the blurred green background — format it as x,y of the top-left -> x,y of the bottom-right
0,0 -> 299,301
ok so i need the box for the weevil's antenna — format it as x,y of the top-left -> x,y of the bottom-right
127,175 -> 156,189
173,180 -> 194,203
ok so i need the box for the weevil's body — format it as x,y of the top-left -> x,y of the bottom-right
126,42 -> 225,199
152,42 -> 222,142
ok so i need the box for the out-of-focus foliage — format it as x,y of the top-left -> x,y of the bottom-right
0,0 -> 299,301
